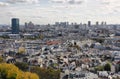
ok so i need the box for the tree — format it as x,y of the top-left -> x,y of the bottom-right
0,63 -> 19,79
23,72 -> 39,79
119,64 -> 120,72
31,67 -> 60,79
92,38 -> 104,43
0,63 -> 39,79
14,62 -> 29,71
95,65 -> 104,71
18,47 -> 26,54
39,35 -> 44,40
104,63 -> 111,71
0,56 -> 4,63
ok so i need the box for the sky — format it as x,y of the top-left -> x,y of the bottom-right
0,0 -> 120,25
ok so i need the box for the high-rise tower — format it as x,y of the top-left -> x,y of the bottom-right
11,18 -> 19,34
88,21 -> 91,27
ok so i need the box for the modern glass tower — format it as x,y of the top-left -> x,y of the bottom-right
11,18 -> 19,34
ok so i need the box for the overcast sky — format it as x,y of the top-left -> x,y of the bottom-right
0,0 -> 120,24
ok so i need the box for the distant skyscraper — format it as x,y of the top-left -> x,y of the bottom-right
88,21 -> 91,27
11,18 -> 19,34
25,22 -> 28,28
104,21 -> 107,25
55,22 -> 59,26
96,21 -> 99,26
100,21 -> 107,26
101,21 -> 104,26
28,21 -> 34,29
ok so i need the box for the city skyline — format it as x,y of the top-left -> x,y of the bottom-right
0,0 -> 120,24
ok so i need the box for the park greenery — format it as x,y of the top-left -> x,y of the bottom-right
95,62 -> 111,71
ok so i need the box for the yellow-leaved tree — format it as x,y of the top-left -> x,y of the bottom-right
23,72 -> 39,79
0,63 -> 39,79
18,47 -> 26,54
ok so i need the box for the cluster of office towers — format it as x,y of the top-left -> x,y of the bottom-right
11,18 -> 107,34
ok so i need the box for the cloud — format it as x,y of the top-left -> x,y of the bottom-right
50,0 -> 84,4
67,0 -> 83,4
0,0 -> 120,24
0,2 -> 9,6
6,0 -> 40,4
29,16 -> 46,19
99,0 -> 120,6
51,0 -> 65,3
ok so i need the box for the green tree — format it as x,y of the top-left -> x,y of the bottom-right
104,63 -> 111,71
95,65 -> 104,71
92,38 -> 104,43
0,56 -> 4,63
14,62 -> 29,71
31,67 -> 60,79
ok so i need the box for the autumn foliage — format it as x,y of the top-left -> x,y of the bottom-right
31,67 -> 60,79
0,63 -> 39,79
